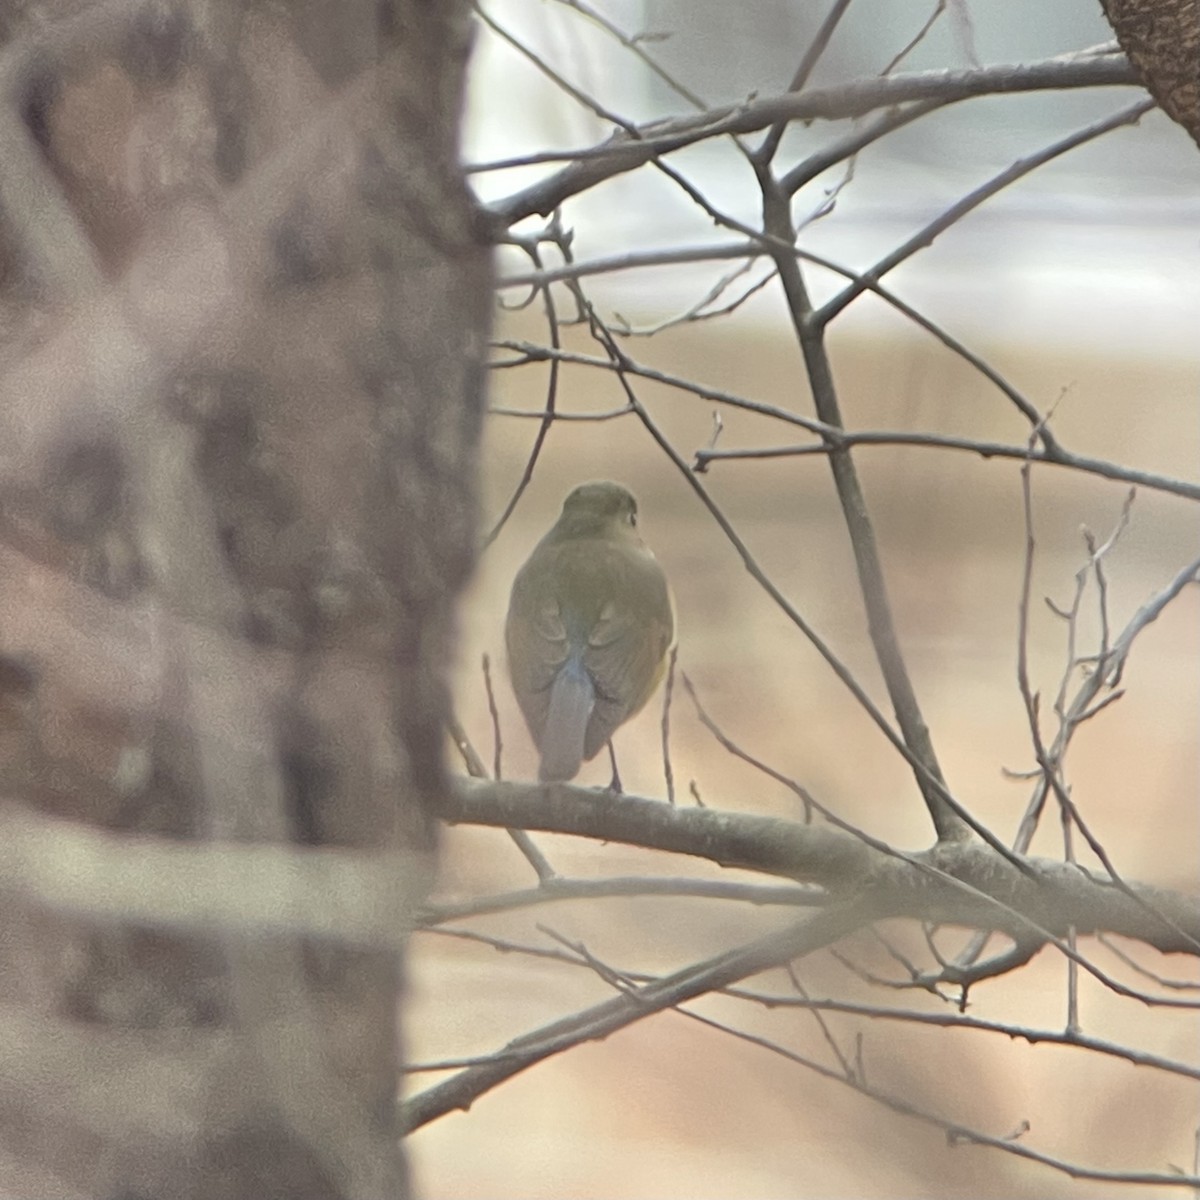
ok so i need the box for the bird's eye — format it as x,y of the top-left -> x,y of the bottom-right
629,509 -> 638,526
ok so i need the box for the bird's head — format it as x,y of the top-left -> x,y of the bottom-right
554,480 -> 640,538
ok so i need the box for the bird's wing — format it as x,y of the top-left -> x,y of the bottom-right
505,572 -> 573,744
581,550 -> 674,758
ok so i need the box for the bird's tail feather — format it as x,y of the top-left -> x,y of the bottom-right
539,658 -> 595,782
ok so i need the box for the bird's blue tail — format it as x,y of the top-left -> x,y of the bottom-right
539,656 -> 595,782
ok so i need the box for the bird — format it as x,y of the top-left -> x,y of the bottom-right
505,481 -> 675,787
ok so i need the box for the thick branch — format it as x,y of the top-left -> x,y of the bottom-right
487,53 -> 1139,226
438,778 -> 1200,955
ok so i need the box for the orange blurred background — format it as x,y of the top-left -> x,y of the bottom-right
406,302 -> 1200,1198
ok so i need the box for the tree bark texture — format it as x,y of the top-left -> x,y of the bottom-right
1100,0 -> 1200,148
0,2 -> 489,1197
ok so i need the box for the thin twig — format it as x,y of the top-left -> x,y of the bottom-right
785,962 -> 857,1080
482,655 -> 557,882
483,224 -> 566,548
401,903 -> 879,1133
880,1 -> 948,76
661,645 -> 678,805
546,0 -> 709,112
682,1007 -> 1200,1189
814,98 -> 1156,327
419,875 -> 825,925
482,653 -> 503,783
692,435 -> 1200,503
753,0 -> 856,166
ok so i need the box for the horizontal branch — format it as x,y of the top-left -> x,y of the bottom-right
726,993 -> 1200,1083
438,778 -> 1200,955
694,432 -> 1200,502
420,875 -> 823,924
491,344 -> 1200,504
687,1002 -> 1200,1190
497,240 -> 764,291
487,52 -> 1139,226
417,924 -> 1200,1087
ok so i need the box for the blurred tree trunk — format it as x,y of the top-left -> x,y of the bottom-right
0,2 -> 488,1197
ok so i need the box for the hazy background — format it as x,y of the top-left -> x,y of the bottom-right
408,3 -> 1200,1195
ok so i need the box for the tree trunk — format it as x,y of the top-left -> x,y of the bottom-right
0,3 -> 488,1197
1100,0 -> 1200,148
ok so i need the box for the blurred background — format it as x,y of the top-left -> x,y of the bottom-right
409,2 -> 1200,1195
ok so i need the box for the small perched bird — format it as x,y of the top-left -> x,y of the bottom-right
506,481 -> 675,786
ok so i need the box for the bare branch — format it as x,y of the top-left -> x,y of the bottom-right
814,99 -> 1156,326
483,53 -> 1138,225
546,0 -> 710,112
752,0 -> 856,166
483,222 -> 567,547
401,902 -> 877,1132
419,874 -> 824,925
436,778 -> 1200,956
693,433 -> 1200,504
684,1006 -> 1200,1189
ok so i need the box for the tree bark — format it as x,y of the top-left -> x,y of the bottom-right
0,3 -> 488,1197
1100,0 -> 1200,148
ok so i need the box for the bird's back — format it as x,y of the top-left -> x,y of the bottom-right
506,526 -> 674,773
